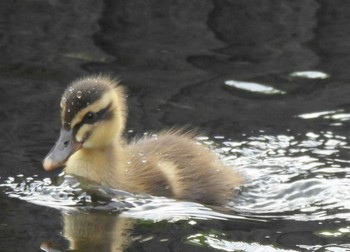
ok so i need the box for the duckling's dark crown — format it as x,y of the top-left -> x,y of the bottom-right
61,76 -> 119,126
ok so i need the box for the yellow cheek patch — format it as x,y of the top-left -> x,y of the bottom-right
75,124 -> 93,142
83,120 -> 116,148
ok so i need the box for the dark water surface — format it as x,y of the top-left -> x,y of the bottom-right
1,1 -> 350,251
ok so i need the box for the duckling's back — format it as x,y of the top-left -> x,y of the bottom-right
124,130 -> 244,205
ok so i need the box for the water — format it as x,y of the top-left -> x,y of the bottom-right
2,1 -> 350,251
2,129 -> 350,251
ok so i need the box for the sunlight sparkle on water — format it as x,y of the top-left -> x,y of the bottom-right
298,109 -> 350,125
2,130 -> 350,223
290,71 -> 329,79
297,110 -> 342,119
187,233 -> 297,252
218,131 -> 350,221
224,80 -> 286,94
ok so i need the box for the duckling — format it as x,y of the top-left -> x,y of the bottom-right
43,75 -> 244,205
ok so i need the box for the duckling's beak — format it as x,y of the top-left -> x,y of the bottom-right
43,128 -> 82,171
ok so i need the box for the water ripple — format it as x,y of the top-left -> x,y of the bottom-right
1,130 -> 350,223
0,173 -> 253,223
217,132 -> 350,221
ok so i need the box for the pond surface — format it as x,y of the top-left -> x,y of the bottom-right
1,1 -> 350,251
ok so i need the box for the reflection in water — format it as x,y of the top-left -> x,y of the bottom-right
3,0 -> 350,251
40,208 -> 266,252
2,119 -> 350,250
40,211 -> 133,252
61,211 -> 132,252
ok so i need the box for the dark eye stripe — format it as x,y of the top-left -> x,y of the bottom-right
97,103 -> 113,121
73,102 -> 113,134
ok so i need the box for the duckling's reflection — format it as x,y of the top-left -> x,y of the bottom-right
64,211 -> 133,251
42,211 -> 134,252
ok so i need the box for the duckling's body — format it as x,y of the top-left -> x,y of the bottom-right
43,76 -> 244,205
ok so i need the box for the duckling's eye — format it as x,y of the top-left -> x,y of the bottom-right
83,112 -> 96,123
79,103 -> 112,126
86,112 -> 95,120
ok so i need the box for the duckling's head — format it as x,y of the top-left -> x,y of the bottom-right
43,75 -> 126,171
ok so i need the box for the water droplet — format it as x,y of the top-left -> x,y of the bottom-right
76,91 -> 82,99
67,108 -> 71,113
68,86 -> 74,92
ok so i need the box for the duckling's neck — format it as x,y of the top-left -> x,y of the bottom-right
65,140 -> 127,188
